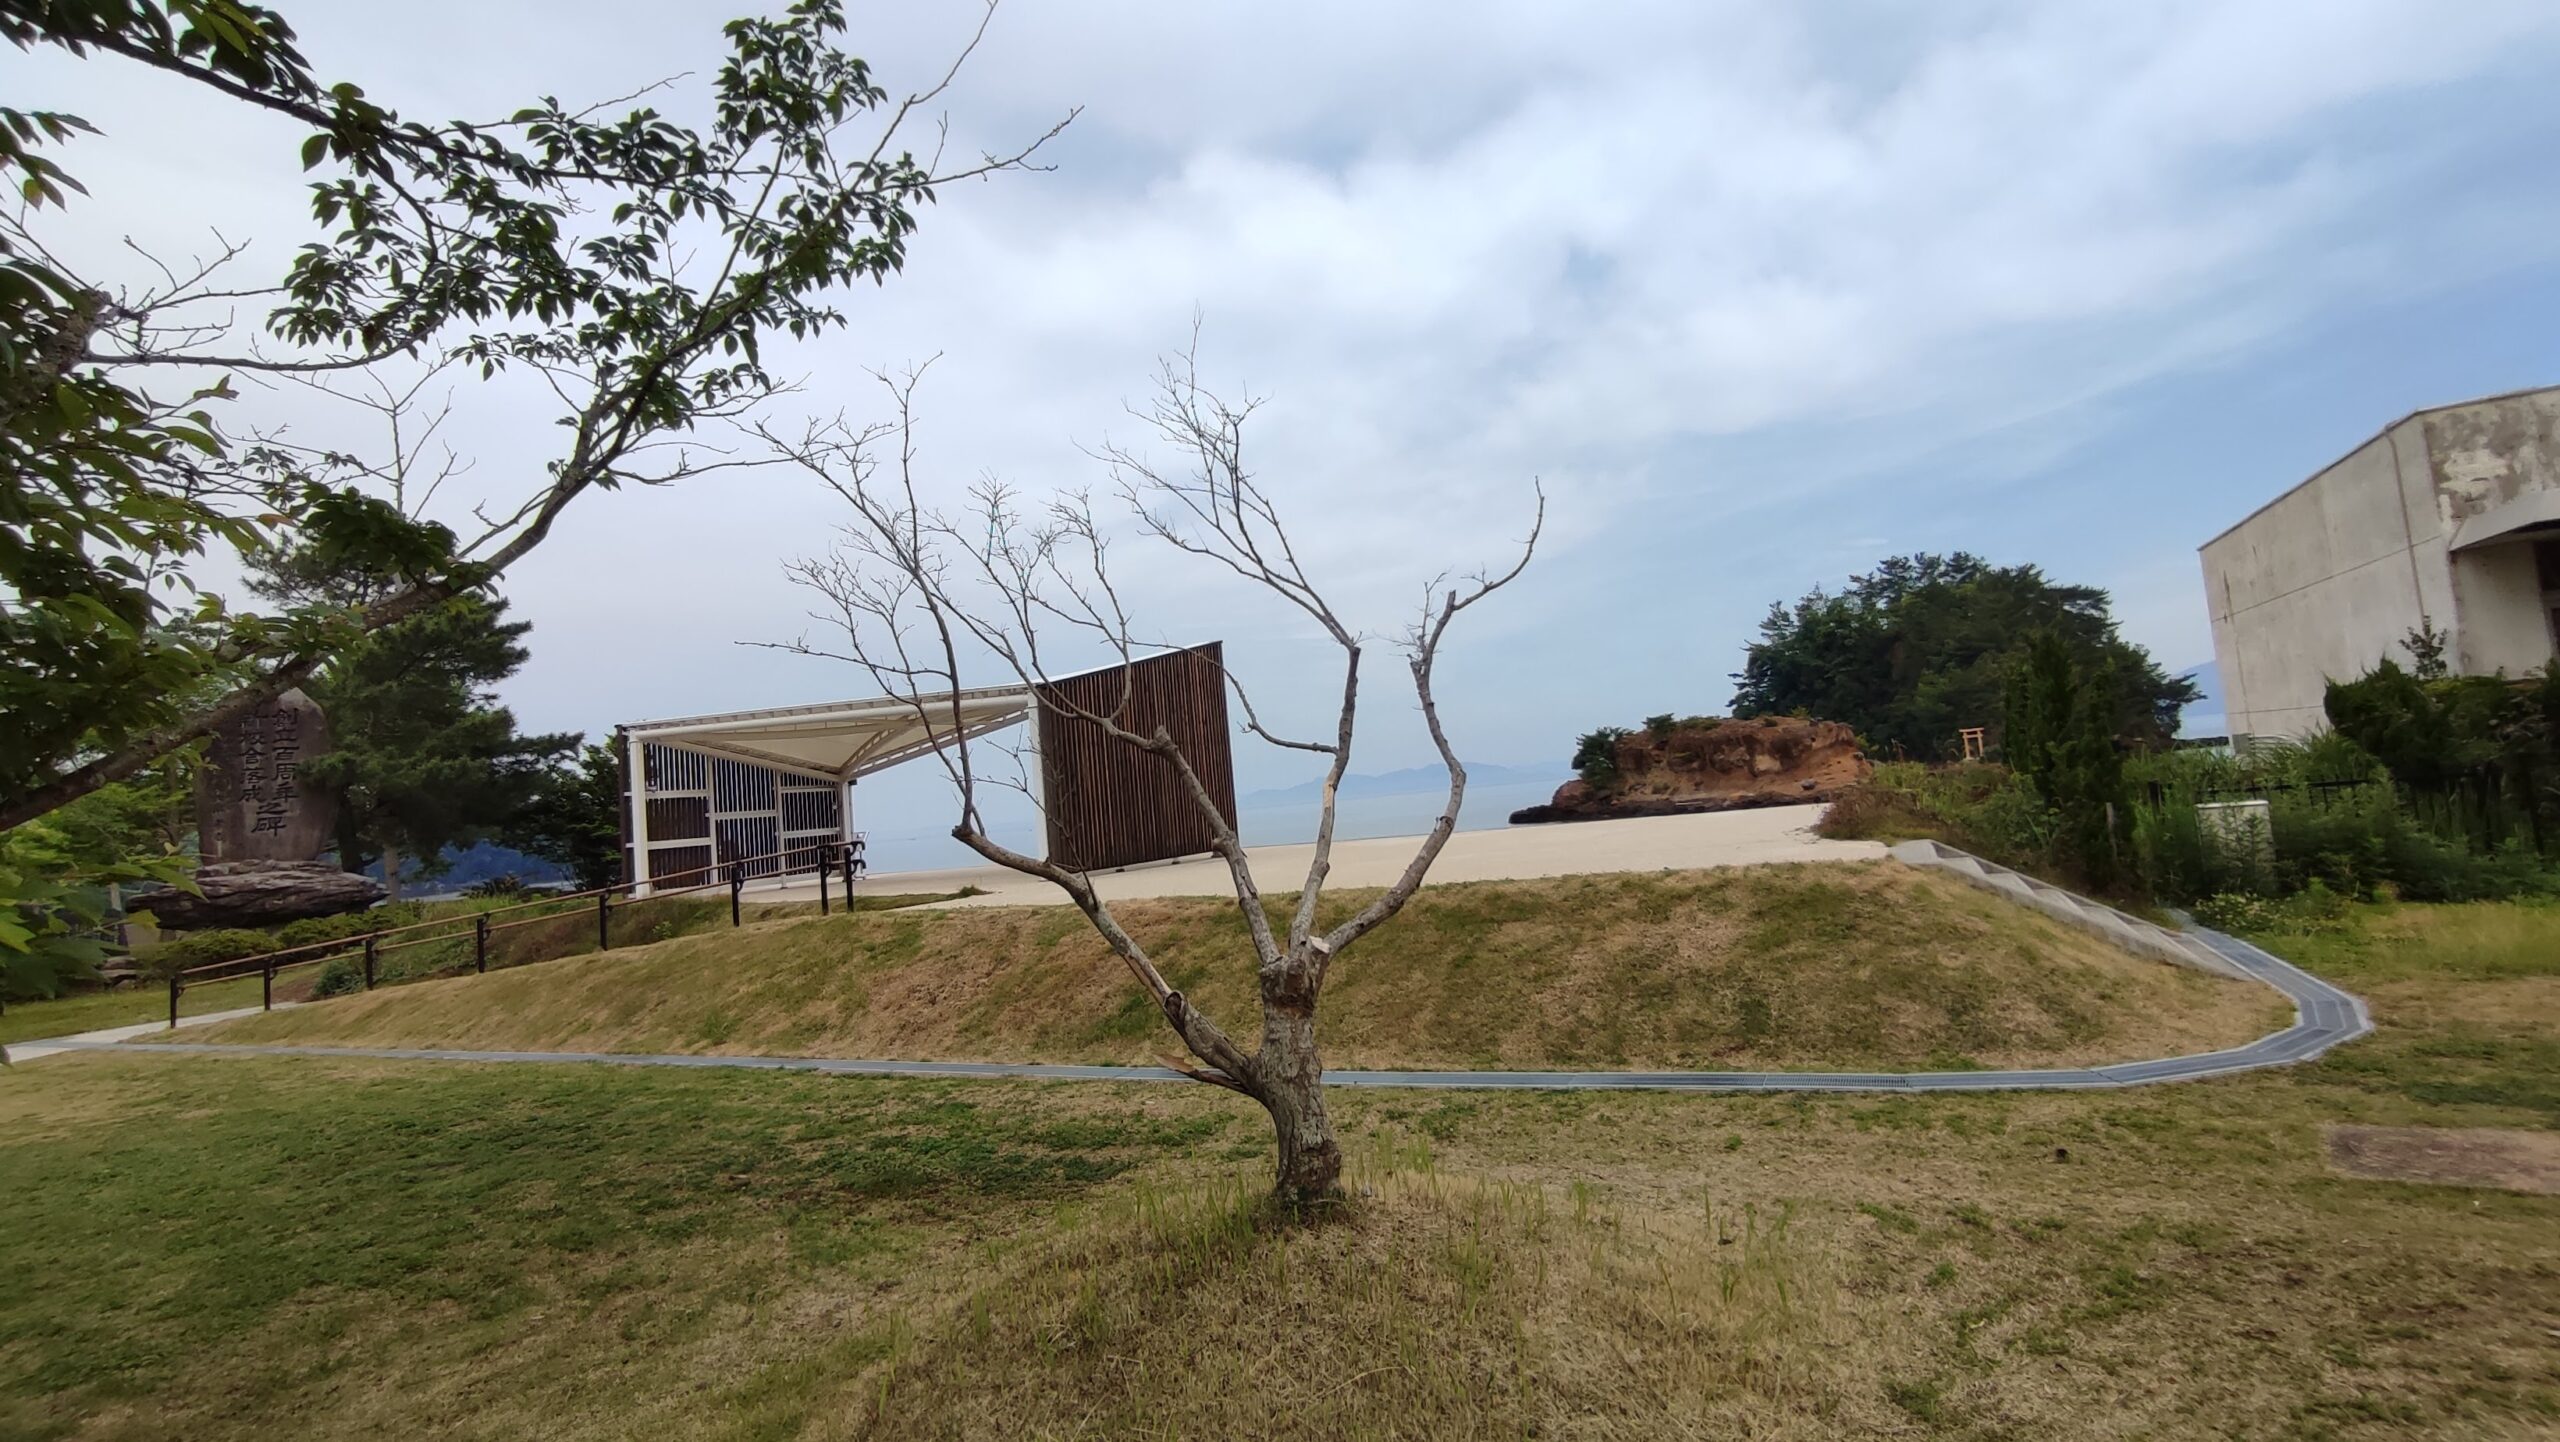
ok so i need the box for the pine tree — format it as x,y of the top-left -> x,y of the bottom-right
1734,553 -> 2200,758
2003,633 -> 2129,889
507,743 -> 628,892
250,549 -> 570,898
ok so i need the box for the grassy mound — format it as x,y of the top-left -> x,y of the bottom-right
180,862 -> 2277,1070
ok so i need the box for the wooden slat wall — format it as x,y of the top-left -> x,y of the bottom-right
1037,643 -> 1238,871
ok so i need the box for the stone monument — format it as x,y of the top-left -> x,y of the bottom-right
198,688 -> 338,863
155,688 -> 383,929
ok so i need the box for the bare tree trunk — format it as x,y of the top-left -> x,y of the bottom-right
771,352 -> 1540,1220
380,841 -> 403,905
1256,976 -> 1342,1206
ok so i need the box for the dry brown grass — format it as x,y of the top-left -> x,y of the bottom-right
16,894 -> 2560,1439
841,1160 -> 1857,1440
2327,1125 -> 2560,1194
179,863 -> 2280,1072
13,992 -> 2560,1442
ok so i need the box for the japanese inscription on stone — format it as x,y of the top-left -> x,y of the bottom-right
197,689 -> 337,863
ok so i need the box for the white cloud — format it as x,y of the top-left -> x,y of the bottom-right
10,0 -> 2560,791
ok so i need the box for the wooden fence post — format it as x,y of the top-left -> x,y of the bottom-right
167,973 -> 180,1029
597,889 -> 611,951
474,914 -> 490,973
362,934 -> 378,990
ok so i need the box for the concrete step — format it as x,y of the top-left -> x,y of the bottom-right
1887,839 -> 2250,980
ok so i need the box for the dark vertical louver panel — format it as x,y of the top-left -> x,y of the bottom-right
1037,643 -> 1237,871
647,845 -> 715,887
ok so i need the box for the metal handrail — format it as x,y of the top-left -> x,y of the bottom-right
162,834 -> 868,1023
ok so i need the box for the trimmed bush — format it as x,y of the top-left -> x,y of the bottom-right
311,958 -> 365,997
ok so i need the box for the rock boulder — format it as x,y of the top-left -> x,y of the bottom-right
140,860 -> 385,930
1510,716 -> 1870,824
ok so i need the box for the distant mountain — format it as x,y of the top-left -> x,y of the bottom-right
370,840 -> 571,891
1242,761 -> 1571,806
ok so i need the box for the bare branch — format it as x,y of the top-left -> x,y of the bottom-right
769,345 -> 1542,1205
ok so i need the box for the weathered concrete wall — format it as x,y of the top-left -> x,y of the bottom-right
2423,392 -> 2560,677
2451,543 -> 2553,676
2420,390 -> 2560,529
2202,388 -> 2560,742
2200,419 -> 2441,740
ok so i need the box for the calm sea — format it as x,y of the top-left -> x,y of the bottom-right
860,776 -> 1565,877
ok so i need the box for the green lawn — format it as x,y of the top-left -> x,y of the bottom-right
0,974 -> 267,1048
1,895 -> 2555,1438
0,1057 -> 1230,1441
2240,897 -> 2560,1124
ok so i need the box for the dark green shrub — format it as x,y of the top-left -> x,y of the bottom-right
2002,633 -> 2128,888
1572,727 -> 1633,787
136,928 -> 286,975
1816,760 -> 2061,877
2327,654 -> 2560,853
274,905 -> 417,949
2129,791 -> 2213,902
2190,891 -> 2279,934
311,958 -> 364,997
1644,714 -> 1676,741
2192,881 -> 2348,935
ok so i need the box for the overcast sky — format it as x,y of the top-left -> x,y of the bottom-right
14,0 -> 2560,814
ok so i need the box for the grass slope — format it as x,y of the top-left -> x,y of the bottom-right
0,892 -> 962,1049
7,890 -> 2558,1442
0,975 -> 266,1047
180,862 -> 2277,1072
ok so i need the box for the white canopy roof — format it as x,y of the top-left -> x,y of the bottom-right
622,684 -> 1034,780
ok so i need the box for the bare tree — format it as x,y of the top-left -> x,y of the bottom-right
770,353 -> 1541,1207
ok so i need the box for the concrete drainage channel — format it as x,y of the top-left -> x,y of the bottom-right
33,844 -> 2372,1093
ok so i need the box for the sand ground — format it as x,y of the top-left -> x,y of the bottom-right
749,803 -> 1884,909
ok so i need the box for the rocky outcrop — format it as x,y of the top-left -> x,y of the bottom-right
1511,716 -> 1870,824
139,860 -> 385,930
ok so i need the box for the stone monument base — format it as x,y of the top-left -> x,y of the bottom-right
144,861 -> 386,931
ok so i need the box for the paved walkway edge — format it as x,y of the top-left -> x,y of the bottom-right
21,847 -> 2370,1093
5,1005 -> 280,1063
31,914 -> 2369,1094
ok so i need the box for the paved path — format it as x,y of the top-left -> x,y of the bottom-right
6,1006 -> 274,1063
23,928 -> 2368,1092
760,804 -> 1886,910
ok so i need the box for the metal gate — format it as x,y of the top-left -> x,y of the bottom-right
637,743 -> 842,886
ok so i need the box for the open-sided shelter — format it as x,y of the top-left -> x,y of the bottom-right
615,644 -> 1237,891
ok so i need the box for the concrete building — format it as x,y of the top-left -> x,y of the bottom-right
2200,384 -> 2560,745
